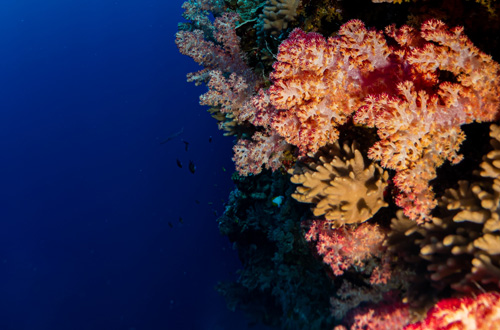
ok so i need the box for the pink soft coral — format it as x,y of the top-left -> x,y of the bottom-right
305,220 -> 386,276
232,130 -> 289,176
176,12 -> 253,85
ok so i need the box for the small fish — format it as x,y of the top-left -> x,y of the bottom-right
208,202 -> 213,205
160,127 -> 184,144
183,140 -> 189,152
168,222 -> 173,228
178,217 -> 184,224
176,159 -> 182,168
188,160 -> 196,174
271,196 -> 284,207
222,167 -> 226,172
213,210 -> 218,216
208,136 -> 212,143
195,200 -> 200,204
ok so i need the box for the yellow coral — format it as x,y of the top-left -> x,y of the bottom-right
289,142 -> 389,227
261,0 -> 301,35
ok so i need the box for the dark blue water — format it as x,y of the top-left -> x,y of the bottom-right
0,1 -> 254,329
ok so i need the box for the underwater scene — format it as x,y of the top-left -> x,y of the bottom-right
176,0 -> 500,329
2,0 -> 500,329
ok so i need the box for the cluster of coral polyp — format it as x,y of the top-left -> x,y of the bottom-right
177,0 -> 500,328
289,142 -> 389,227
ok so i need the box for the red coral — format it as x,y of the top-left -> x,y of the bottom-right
404,292 -> 500,330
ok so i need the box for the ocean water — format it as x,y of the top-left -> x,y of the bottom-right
0,1 -> 256,329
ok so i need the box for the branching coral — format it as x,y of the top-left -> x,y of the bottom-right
289,141 -> 389,227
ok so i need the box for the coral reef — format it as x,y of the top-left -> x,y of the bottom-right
176,0 -> 500,328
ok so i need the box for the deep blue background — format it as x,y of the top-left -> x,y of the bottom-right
0,1 -> 256,329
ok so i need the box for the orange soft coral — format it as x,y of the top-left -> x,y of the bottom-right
268,20 -> 392,155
